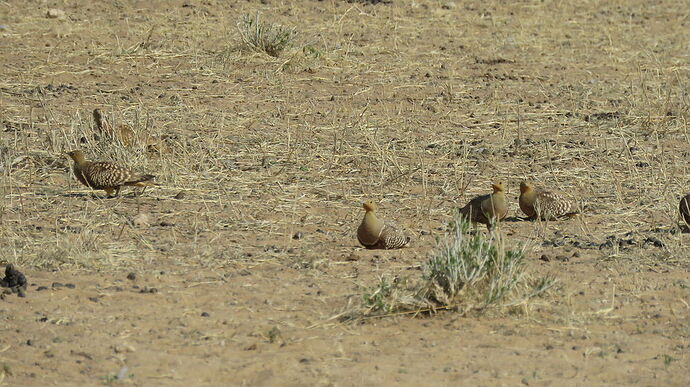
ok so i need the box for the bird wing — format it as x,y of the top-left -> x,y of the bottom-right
536,191 -> 576,218
380,222 -> 409,249
460,194 -> 489,223
83,162 -> 132,188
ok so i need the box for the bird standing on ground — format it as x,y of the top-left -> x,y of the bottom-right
680,194 -> 690,228
67,150 -> 154,197
458,182 -> 508,230
357,201 -> 410,249
519,182 -> 578,220
93,108 -> 135,146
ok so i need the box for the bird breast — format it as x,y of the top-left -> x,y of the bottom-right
358,212 -> 384,245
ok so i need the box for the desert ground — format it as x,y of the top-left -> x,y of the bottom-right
0,0 -> 688,385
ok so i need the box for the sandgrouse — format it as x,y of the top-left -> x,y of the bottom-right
357,201 -> 410,249
459,182 -> 508,230
680,194 -> 690,228
93,108 -> 135,146
67,150 -> 154,197
519,182 -> 578,220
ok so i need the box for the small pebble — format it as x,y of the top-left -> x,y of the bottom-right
201,312 -> 210,317
292,231 -> 303,240
116,367 -> 129,380
127,272 -> 137,281
46,9 -> 66,19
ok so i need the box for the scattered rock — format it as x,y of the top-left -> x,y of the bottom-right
132,213 -> 151,228
345,253 -> 360,261
139,287 -> 158,294
112,344 -> 135,353
1,265 -> 28,297
174,191 -> 186,200
116,367 -> 129,380
201,312 -> 210,317
46,9 -> 66,19
127,272 -> 137,281
643,236 -> 664,248
539,254 -> 550,262
292,231 -> 303,240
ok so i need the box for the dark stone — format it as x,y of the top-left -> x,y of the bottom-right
1,264 -> 28,296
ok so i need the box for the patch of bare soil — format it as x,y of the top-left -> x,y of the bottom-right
1,0 -> 688,385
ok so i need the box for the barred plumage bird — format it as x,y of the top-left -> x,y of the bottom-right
459,182 -> 508,230
67,150 -> 154,197
93,108 -> 135,146
519,182 -> 578,220
357,201 -> 410,249
680,194 -> 690,227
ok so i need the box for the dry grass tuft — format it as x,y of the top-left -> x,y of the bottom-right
354,216 -> 556,319
237,13 -> 297,58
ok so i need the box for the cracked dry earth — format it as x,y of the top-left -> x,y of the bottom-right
1,0 -> 689,385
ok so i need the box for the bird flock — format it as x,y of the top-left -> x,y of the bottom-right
66,109 -> 690,250
355,181 -> 588,250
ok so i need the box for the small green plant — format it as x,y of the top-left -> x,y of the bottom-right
662,354 -> 675,367
237,13 -> 296,57
355,214 -> 556,318
363,277 -> 396,313
267,326 -> 281,343
421,216 -> 547,310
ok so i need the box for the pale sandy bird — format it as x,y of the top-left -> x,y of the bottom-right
459,182 -> 508,230
357,201 -> 410,249
67,150 -> 154,197
93,108 -> 135,146
519,182 -> 578,220
680,194 -> 690,227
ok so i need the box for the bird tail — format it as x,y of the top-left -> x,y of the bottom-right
125,174 -> 155,186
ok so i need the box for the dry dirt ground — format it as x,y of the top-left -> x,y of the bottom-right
1,0 -> 689,385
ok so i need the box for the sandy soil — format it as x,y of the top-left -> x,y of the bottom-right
0,0 -> 688,385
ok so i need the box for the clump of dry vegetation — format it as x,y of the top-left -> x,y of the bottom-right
237,13 -> 297,57
357,215 -> 556,318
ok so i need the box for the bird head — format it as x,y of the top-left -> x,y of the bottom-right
66,150 -> 86,164
362,200 -> 377,212
520,181 -> 532,194
491,182 -> 506,193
